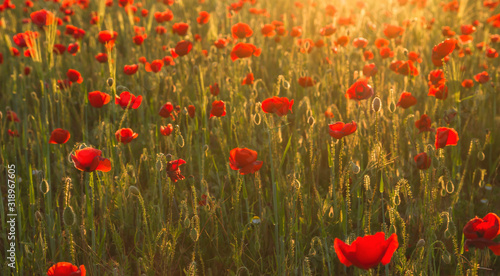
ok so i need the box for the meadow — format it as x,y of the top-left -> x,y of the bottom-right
1,0 -> 500,275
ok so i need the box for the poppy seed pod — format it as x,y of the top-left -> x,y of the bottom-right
372,97 -> 381,112
107,78 -> 114,87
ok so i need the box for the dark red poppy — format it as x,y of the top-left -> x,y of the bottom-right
47,262 -> 86,276
67,43 -> 79,55
383,24 -> 404,39
463,213 -> 500,255
188,105 -> 195,118
363,64 -> 377,78
298,76 -> 316,88
115,128 -> 138,144
346,78 -> 373,102
396,60 -> 419,76
160,124 -> 173,136
428,69 -> 446,87
172,22 -> 189,36
428,84 -> 448,100
71,147 -> 111,172
30,9 -> 54,28
95,53 -> 108,63
133,34 -> 147,45
352,37 -> 368,48
435,127 -> 459,149
230,43 -> 261,61
334,232 -> 399,270
6,111 -> 20,122
229,148 -> 263,175
115,91 -> 142,109
159,102 -> 175,119
88,91 -> 111,108
49,128 -> 70,144
197,11 -> 210,25
328,121 -> 357,139
242,73 -> 254,85
53,44 -> 66,55
154,10 -> 174,23
414,152 -> 431,170
123,64 -> 139,75
415,114 -> 433,133
166,159 -> 186,182
210,83 -> 220,96
163,56 -> 175,66
261,97 -> 294,117
210,100 -> 226,118
67,69 -> 83,84
474,71 -> 490,83
396,92 -> 417,109
232,22 -> 253,39
145,59 -> 163,73
171,40 -> 192,57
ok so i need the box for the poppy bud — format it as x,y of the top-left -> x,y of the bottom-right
416,239 -> 425,248
372,97 -> 381,112
403,49 -> 408,57
107,78 -> 113,87
129,185 -> 140,196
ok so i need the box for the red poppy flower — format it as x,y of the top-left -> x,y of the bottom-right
334,232 -> 399,270
396,92 -> 417,109
67,43 -> 79,55
159,102 -> 175,119
98,30 -> 118,44
229,148 -> 263,175
346,78 -> 373,102
408,51 -> 422,63
363,50 -> 374,60
230,43 -> 261,61
188,105 -> 195,118
335,36 -> 350,47
53,44 -> 66,55
435,127 -> 459,149
172,22 -> 189,36
160,124 -> 173,136
95,53 -> 108,63
66,69 -> 83,84
210,100 -> 226,118
428,84 -> 449,100
242,73 -> 254,85
298,76 -> 316,88
145,59 -> 163,73
350,37 -> 367,49
432,38 -> 456,60
396,60 -> 419,76
47,262 -> 86,276
415,114 -> 433,133
374,38 -> 389,48
363,64 -> 378,78
115,128 -> 138,144
49,128 -> 70,144
232,22 -> 253,39
163,56 -> 175,66
383,24 -> 404,39
261,96 -> 294,117
8,129 -> 19,137
414,152 -> 431,170
428,69 -> 446,87
30,9 -> 54,28
474,71 -> 490,83
197,11 -> 210,25
123,64 -> 139,75
166,159 -> 186,182
210,83 -> 220,96
154,10 -> 174,23
133,34 -> 147,45
319,25 -> 336,37
379,47 -> 394,59
486,48 -> 498,58
214,38 -> 229,49
71,147 -> 111,172
461,79 -> 473,88
464,213 -> 500,240
88,91 -> 111,108
290,26 -> 302,37
6,111 -> 20,122
328,121 -> 357,139
442,26 -> 456,37
115,91 -> 142,109
461,24 -> 476,35
171,40 -> 192,57
260,24 -> 275,37
491,34 -> 500,43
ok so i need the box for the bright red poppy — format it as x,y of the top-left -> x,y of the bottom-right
428,84 -> 449,100
396,92 -> 417,109
98,30 -> 118,44
414,152 -> 431,170
133,34 -> 147,45
242,73 -> 254,85
319,25 -> 336,36
172,22 -> 189,36
210,83 -> 220,96
197,11 -> 210,25
230,43 -> 261,61
379,47 -> 394,59
334,232 -> 399,270
232,22 -> 253,39
166,159 -> 186,182
415,114 -> 433,133
328,121 -> 357,139
67,43 -> 79,55
463,213 -> 500,255
88,91 -> 111,108
145,59 -> 164,73
123,64 -> 139,75
115,91 -> 142,109
210,100 -> 226,118
159,102 -> 175,119
435,127 -> 459,149
261,24 -> 276,37
396,60 -> 419,76
160,124 -> 173,136
428,69 -> 446,87
474,71 -> 490,83
363,64 -> 378,78
66,69 -> 83,84
261,96 -> 294,117
53,44 -> 66,55
154,10 -> 174,23
352,37 -> 368,48
71,147 -> 111,172
432,38 -> 456,60
115,128 -> 138,144
49,128 -> 70,144
95,53 -> 108,63
346,78 -> 373,102
229,148 -> 263,175
214,38 -> 229,49
171,40 -> 192,57
290,26 -> 302,37
383,24 -> 404,39
188,105 -> 195,118
298,76 -> 316,88
30,9 -> 54,28
461,79 -> 474,88
47,262 -> 86,276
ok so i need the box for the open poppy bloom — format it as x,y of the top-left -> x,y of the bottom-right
328,121 -> 357,139
353,37 -> 368,48
232,22 -> 253,39
463,213 -> 500,255
172,22 -> 189,36
159,102 -> 176,119
95,53 -> 108,63
230,43 -> 261,61
171,40 -> 192,57
363,64 -> 377,78
383,24 -> 404,39
428,84 -> 448,100
160,124 -> 173,136
242,73 -> 254,85
88,91 -> 111,108
396,92 -> 417,109
67,69 -> 83,84
6,111 -> 20,122
166,159 -> 186,182
30,9 -> 55,28
334,232 -> 399,270
435,127 -> 459,149
116,92 -> 142,109
49,128 -> 70,144
97,30 -> 118,44
474,71 -> 490,83
145,59 -> 164,73
432,38 -> 456,60
461,79 -> 474,88
154,10 -> 174,23
47,262 -> 86,276
346,78 -> 373,102
115,128 -> 138,144
229,148 -> 263,175
261,24 -> 276,37
197,11 -> 210,25
414,152 -> 431,170
261,96 -> 294,117
71,147 -> 111,172
319,25 -> 336,36
210,83 -> 220,96
298,76 -> 316,88
415,114 -> 433,133
396,60 -> 419,76
210,100 -> 226,118
123,64 -> 139,75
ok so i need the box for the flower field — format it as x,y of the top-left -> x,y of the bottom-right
1,0 -> 500,275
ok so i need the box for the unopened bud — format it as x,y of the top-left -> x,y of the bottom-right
372,97 -> 382,112
107,78 -> 114,87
